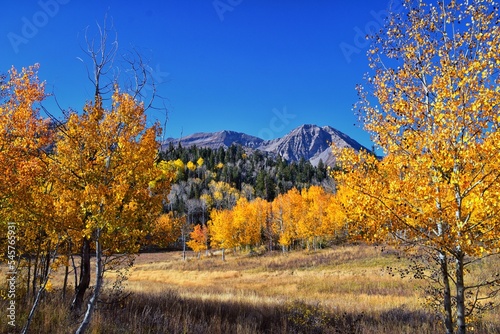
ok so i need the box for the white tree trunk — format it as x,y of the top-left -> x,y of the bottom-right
439,250 -> 454,334
21,248 -> 57,334
456,250 -> 466,334
75,228 -> 103,334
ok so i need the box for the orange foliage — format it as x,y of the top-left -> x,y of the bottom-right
186,224 -> 209,253
151,213 -> 184,248
0,64 -> 54,261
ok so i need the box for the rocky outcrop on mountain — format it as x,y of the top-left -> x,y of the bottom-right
164,130 -> 264,150
257,124 -> 368,166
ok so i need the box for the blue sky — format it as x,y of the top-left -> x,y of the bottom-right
1,0 -> 399,148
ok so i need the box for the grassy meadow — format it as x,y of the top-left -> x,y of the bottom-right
1,244 -> 500,333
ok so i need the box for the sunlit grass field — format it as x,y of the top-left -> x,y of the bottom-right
125,246 -> 420,313
2,244 -> 500,333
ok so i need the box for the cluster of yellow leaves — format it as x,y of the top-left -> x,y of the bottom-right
161,157 -> 205,182
207,196 -> 273,251
207,198 -> 250,251
151,212 -> 185,248
186,161 -> 196,171
0,64 -> 55,260
207,208 -> 235,250
204,180 -> 240,210
206,185 -> 343,252
50,86 -> 168,253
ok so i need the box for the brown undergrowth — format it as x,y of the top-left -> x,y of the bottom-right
1,244 -> 499,333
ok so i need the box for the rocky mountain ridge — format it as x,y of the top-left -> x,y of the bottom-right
163,124 -> 370,166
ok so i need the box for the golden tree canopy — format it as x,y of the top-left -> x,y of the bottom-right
335,0 -> 500,256
333,1 -> 500,331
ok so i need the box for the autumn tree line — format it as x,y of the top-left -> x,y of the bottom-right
149,143 -> 338,258
153,180 -> 342,260
204,185 -> 342,256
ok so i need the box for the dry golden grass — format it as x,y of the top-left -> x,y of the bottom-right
1,244 -> 499,333
118,245 -> 424,316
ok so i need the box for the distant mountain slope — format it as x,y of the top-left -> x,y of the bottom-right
164,130 -> 264,150
163,124 -> 370,166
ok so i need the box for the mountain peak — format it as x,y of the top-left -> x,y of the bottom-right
257,124 -> 369,166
